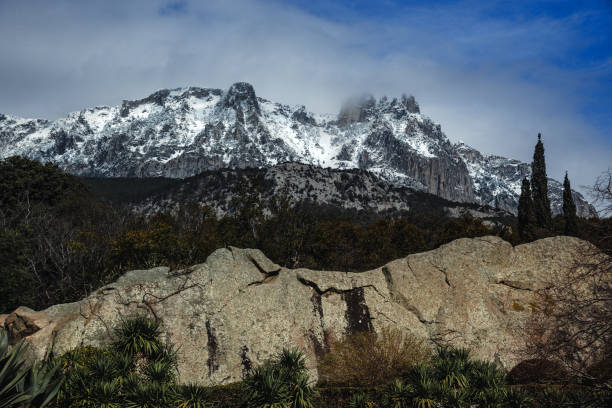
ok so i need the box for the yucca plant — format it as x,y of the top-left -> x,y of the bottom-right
432,347 -> 471,369
1,329 -> 64,408
143,359 -> 176,384
56,345 -> 104,372
470,386 -> 505,408
243,365 -> 290,408
288,373 -> 316,408
122,372 -> 143,394
277,348 -> 306,378
88,354 -> 123,381
125,381 -> 172,408
503,387 -> 534,408
0,330 -> 30,408
431,347 -> 470,390
54,350 -> 119,408
348,393 -> 376,408
440,387 -> 469,408
382,379 -> 414,408
405,364 -> 443,408
73,378 -> 122,408
17,361 -> 64,407
172,383 -> 215,408
113,316 -> 163,358
55,317 -> 180,408
114,352 -> 136,379
149,341 -> 178,365
468,360 -> 506,390
242,348 -> 315,408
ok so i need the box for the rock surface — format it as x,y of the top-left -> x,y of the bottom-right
1,236 -> 591,385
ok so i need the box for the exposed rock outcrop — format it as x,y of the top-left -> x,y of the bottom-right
1,236 -> 592,385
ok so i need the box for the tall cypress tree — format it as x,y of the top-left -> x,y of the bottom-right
563,172 -> 578,236
531,133 -> 552,228
518,177 -> 537,242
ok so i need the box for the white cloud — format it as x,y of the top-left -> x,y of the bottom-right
0,0 -> 609,194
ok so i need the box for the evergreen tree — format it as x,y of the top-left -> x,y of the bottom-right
531,133 -> 552,228
518,177 -> 537,242
563,172 -> 579,236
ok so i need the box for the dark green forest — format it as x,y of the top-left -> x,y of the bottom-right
1,156 -> 609,315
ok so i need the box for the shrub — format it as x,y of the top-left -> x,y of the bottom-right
143,360 -> 176,384
55,316 -> 178,408
503,387 -> 534,408
382,379 -> 414,408
348,393 -> 376,408
243,364 -> 290,408
404,365 -> 444,408
112,316 -> 164,358
288,373 -> 316,408
398,347 -> 509,408
172,383 -> 215,408
318,327 -> 430,386
242,348 -> 316,408
0,328 -> 63,408
124,381 -> 172,408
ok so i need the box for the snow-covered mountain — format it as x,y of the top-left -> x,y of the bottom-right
0,82 -> 595,216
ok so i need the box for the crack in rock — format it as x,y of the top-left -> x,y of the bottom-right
247,255 -> 281,286
427,261 -> 452,287
381,266 -> 436,325
296,275 -> 379,297
496,280 -> 533,292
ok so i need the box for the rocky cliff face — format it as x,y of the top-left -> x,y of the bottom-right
131,162 -> 509,220
0,83 -> 593,214
0,236 -> 592,385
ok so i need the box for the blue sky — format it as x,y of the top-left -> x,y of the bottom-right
0,0 -> 610,194
286,0 -> 612,131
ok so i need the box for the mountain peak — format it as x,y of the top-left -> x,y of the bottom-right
223,82 -> 260,115
337,93 -> 421,126
337,94 -> 377,125
120,89 -> 172,118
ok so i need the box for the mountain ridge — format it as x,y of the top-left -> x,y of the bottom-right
116,162 -> 512,222
0,82 -> 596,216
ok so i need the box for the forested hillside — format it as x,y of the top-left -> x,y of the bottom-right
0,156 -> 607,315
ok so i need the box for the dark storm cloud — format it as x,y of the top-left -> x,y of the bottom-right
0,0 -> 610,195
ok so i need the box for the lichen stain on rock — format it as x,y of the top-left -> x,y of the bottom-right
309,293 -> 332,360
205,320 -> 219,376
311,293 -> 323,321
240,345 -> 252,375
342,287 -> 374,334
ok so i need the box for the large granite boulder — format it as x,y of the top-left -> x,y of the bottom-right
0,236 -> 591,385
